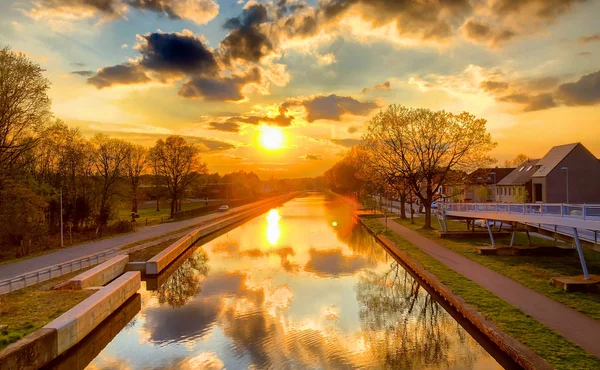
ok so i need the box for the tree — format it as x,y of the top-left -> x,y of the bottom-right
504,154 -> 530,168
90,134 -> 129,235
152,136 -> 206,217
362,105 -> 495,229
0,47 -> 51,177
124,144 -> 148,214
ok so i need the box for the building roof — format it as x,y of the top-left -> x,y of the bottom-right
531,143 -> 579,178
465,168 -> 514,185
497,159 -> 540,186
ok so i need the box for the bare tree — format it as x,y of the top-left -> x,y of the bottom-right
0,47 -> 51,176
504,153 -> 530,168
152,136 -> 206,218
362,105 -> 495,229
124,143 -> 148,214
90,134 -> 129,234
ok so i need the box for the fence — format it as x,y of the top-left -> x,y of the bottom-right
0,249 -> 119,295
443,203 -> 600,220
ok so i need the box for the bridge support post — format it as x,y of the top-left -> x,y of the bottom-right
573,228 -> 590,280
486,219 -> 496,248
509,227 -> 517,248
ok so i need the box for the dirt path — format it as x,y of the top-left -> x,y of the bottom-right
379,218 -> 600,359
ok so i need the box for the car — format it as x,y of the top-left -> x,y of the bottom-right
219,205 -> 230,212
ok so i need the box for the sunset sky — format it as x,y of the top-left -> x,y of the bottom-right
1,0 -> 599,178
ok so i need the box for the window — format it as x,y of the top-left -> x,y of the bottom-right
526,166 -> 533,171
539,166 -> 546,172
518,166 -> 525,172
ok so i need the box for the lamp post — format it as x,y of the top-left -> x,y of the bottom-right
490,171 -> 497,202
560,167 -> 569,203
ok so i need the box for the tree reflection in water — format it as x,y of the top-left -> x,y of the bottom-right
357,262 -> 480,369
155,249 -> 210,307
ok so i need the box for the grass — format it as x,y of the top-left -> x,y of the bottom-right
363,218 -> 600,370
0,269 -> 95,349
117,201 -> 207,225
394,217 -> 600,322
128,237 -> 181,262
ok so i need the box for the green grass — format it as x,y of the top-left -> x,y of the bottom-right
117,201 -> 206,225
394,217 -> 600,322
128,237 -> 181,262
0,270 -> 95,349
363,218 -> 600,370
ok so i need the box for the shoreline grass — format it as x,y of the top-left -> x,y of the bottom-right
363,218 -> 600,369
394,217 -> 600,321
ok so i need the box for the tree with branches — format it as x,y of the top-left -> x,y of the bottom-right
361,104 -> 496,229
124,143 -> 148,214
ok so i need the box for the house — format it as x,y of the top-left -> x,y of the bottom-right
496,159 -> 540,203
530,143 -> 600,203
441,168 -> 513,203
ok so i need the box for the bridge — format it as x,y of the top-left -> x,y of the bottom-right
439,203 -> 600,280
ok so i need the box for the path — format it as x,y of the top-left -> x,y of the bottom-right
0,198 -> 278,281
379,218 -> 600,359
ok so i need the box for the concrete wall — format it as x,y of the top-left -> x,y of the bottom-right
0,328 -> 57,370
64,255 -> 129,290
44,271 -> 140,354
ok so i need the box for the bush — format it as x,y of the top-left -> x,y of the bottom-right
111,220 -> 132,233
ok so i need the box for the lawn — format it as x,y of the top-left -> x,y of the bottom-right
394,217 -> 600,321
0,270 -> 95,349
363,218 -> 600,370
128,237 -> 181,262
117,201 -> 207,225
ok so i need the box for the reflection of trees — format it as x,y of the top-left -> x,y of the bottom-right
155,249 -> 210,307
356,263 -> 479,370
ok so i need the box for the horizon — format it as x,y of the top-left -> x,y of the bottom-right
1,0 -> 600,178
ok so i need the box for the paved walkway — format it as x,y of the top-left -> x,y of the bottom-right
0,198 -> 280,281
379,218 -> 600,359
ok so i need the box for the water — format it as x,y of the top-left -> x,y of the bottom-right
54,194 -> 513,369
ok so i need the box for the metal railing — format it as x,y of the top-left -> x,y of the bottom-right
442,202 -> 600,221
0,249 -> 118,295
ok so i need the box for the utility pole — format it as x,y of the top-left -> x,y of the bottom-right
60,187 -> 64,247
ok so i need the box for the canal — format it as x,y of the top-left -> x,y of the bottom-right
49,194 -> 515,369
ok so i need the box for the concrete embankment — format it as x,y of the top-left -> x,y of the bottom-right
62,255 -> 129,290
0,272 -> 140,370
358,217 -> 552,370
146,192 -> 298,275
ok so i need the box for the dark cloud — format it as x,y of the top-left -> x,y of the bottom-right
362,80 -> 391,93
347,126 -> 358,134
579,33 -> 600,43
491,0 -> 587,21
70,62 -> 86,67
208,121 -> 240,132
219,3 -> 274,64
556,70 -> 600,106
87,64 -> 150,88
70,70 -> 95,77
227,107 -> 294,127
178,67 -> 261,101
330,138 -> 361,148
137,31 -> 218,76
294,94 -> 377,122
301,154 -> 322,160
304,248 -> 374,276
99,131 -> 235,151
29,0 -> 219,24
498,92 -> 557,111
578,51 -> 592,56
462,19 -> 515,46
480,80 -> 509,91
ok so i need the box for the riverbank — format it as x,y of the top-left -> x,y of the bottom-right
360,217 -> 600,369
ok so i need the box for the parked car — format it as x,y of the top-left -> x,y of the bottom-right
219,205 -> 230,212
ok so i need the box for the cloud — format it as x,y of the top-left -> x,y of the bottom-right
347,126 -> 359,134
70,62 -> 86,67
70,70 -> 95,77
208,121 -> 240,132
330,138 -> 360,148
556,70 -> 600,106
579,33 -> 600,43
96,131 -> 235,151
301,154 -> 322,160
362,81 -> 391,94
87,64 -> 150,88
178,67 -> 261,101
461,19 -> 515,47
27,0 -> 219,25
480,80 -> 509,91
498,93 -> 557,111
285,94 -> 377,122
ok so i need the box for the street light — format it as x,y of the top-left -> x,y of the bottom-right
490,171 -> 497,202
560,167 -> 569,203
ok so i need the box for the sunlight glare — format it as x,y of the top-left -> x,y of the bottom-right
266,209 -> 281,245
259,126 -> 284,150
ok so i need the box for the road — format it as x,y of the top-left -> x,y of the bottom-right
0,198 -> 278,281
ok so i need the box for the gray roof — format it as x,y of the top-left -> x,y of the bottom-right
497,159 -> 540,186
531,143 -> 579,178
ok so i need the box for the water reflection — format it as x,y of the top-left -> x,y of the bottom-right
77,194 -> 507,370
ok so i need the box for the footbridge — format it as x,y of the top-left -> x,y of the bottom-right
439,203 -> 600,280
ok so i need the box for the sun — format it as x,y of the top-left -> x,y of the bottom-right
259,126 -> 284,150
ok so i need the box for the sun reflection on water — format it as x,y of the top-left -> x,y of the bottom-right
266,208 -> 281,245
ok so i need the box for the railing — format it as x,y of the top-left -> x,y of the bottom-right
442,202 -> 600,221
0,249 -> 118,295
